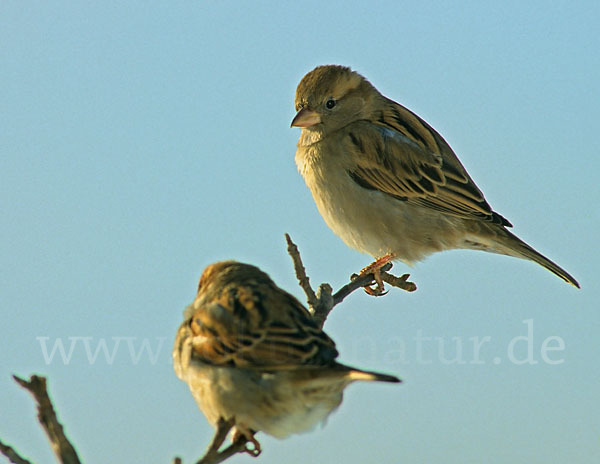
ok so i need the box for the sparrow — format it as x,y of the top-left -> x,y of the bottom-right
173,260 -> 400,454
291,64 -> 579,292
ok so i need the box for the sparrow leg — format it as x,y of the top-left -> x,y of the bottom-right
360,254 -> 396,296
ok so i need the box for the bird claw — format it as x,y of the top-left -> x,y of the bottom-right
363,283 -> 389,296
232,428 -> 262,457
352,254 -> 417,295
362,270 -> 388,296
243,439 -> 262,457
360,254 -> 396,275
359,254 -> 396,297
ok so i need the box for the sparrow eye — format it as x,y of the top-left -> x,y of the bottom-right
325,98 -> 336,109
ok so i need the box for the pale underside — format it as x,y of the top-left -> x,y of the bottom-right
296,139 -> 503,264
176,356 -> 346,439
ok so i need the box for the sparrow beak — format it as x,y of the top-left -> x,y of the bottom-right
291,108 -> 321,128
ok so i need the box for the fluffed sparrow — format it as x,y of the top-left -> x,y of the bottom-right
173,260 -> 400,453
291,65 -> 579,290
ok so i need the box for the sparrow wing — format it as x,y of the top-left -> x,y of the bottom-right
187,279 -> 338,369
345,99 -> 511,227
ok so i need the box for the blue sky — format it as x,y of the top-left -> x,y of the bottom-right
1,1 -> 598,463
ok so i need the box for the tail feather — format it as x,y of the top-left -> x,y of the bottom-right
290,364 -> 401,387
347,368 -> 401,384
498,229 -> 580,288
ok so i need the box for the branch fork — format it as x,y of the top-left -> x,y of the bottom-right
285,233 -> 416,328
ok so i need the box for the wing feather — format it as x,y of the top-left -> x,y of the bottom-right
345,100 -> 511,227
188,279 -> 338,369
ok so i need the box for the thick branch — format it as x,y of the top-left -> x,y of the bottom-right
13,375 -> 81,464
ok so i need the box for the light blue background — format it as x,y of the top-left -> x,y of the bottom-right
1,2 -> 598,463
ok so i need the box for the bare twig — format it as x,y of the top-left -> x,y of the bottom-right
285,233 -> 318,308
12,375 -> 81,464
193,418 -> 253,464
0,438 -> 32,464
381,271 -> 417,292
285,233 -> 416,328
201,418 -> 234,459
310,283 -> 334,328
196,437 -> 250,464
333,262 -> 394,305
171,418 -> 257,464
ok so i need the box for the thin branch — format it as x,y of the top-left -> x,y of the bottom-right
193,418 -> 250,464
13,375 -> 81,464
0,438 -> 32,464
201,418 -> 234,459
333,263 -> 394,305
381,271 -> 417,292
310,283 -> 334,329
285,233 -> 416,328
196,437 -> 250,464
171,418 -> 258,464
285,233 -> 318,308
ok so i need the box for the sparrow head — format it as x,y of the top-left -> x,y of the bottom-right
291,65 -> 379,134
196,260 -> 273,296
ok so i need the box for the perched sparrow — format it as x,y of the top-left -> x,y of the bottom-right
291,65 -> 579,291
173,260 -> 400,453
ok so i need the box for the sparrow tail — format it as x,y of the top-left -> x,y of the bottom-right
347,369 -> 401,383
499,229 -> 580,288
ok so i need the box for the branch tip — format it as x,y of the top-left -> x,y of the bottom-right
13,374 -> 82,464
284,233 -> 318,308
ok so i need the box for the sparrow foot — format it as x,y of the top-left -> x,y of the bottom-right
232,426 -> 262,457
359,254 -> 396,296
